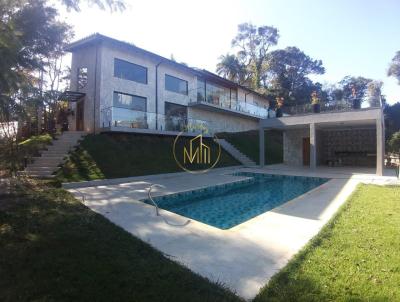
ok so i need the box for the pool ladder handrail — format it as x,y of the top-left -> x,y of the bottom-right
147,184 -> 166,216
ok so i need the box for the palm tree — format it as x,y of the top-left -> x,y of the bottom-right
216,54 -> 246,84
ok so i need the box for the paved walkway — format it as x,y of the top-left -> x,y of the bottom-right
66,166 -> 398,300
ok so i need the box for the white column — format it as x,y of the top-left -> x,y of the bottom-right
310,123 -> 317,169
259,127 -> 265,167
376,119 -> 384,176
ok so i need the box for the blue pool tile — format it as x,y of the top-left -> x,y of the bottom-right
142,173 -> 329,230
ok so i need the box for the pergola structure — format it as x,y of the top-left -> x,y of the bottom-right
58,90 -> 86,103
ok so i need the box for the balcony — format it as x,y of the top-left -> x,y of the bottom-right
189,89 -> 268,119
100,107 -> 214,136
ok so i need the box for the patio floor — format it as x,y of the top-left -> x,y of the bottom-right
66,165 -> 398,300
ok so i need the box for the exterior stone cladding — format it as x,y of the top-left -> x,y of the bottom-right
283,128 -> 309,166
320,129 -> 376,167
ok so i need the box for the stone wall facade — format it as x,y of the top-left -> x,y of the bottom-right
320,129 -> 376,166
283,128 -> 309,166
68,39 -> 267,134
188,108 -> 258,133
283,127 -> 377,167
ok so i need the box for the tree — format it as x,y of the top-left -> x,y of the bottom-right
216,54 -> 247,84
388,131 -> 400,153
384,102 -> 400,140
388,51 -> 400,84
339,76 -> 373,102
61,0 -> 125,11
0,0 -> 126,175
229,23 -> 279,91
264,47 -> 325,104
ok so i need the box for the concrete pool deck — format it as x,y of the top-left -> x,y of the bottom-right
65,165 -> 398,300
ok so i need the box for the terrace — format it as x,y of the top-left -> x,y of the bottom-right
259,98 -> 385,175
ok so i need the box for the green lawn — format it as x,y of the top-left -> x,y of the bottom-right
57,133 -> 239,182
1,180 -> 399,301
0,180 -> 241,302
255,184 -> 400,302
218,130 -> 283,165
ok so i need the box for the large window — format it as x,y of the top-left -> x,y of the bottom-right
112,92 -> 147,128
114,58 -> 147,84
165,102 -> 187,131
165,74 -> 188,95
113,92 -> 146,111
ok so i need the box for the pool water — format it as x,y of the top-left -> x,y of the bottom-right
143,173 -> 329,229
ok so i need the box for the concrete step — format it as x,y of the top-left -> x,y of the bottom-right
37,154 -> 67,158
25,131 -> 85,179
28,159 -> 61,164
28,162 -> 63,168
45,147 -> 75,152
26,166 -> 60,171
24,174 -> 55,179
216,139 -> 257,166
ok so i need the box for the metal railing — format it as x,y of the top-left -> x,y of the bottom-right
147,184 -> 164,216
147,184 -> 191,226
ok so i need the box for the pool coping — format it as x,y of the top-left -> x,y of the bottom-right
140,173 -> 332,231
68,166 -> 396,300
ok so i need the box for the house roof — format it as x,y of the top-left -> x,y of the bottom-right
65,33 -> 268,102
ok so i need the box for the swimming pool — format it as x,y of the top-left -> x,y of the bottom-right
143,173 -> 329,229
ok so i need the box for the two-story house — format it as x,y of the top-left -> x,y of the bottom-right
62,33 -> 270,135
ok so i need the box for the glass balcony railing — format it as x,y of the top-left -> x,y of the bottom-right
100,107 -> 213,134
192,89 -> 268,118
280,98 -> 383,116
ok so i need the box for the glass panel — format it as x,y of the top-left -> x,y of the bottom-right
165,102 -> 187,131
205,82 -> 230,107
197,79 -> 205,102
77,67 -> 88,89
114,58 -> 147,84
230,89 -> 238,110
112,108 -> 148,128
165,74 -> 188,95
113,92 -> 146,112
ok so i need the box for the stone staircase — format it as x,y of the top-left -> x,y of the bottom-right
23,131 -> 86,178
216,139 -> 257,167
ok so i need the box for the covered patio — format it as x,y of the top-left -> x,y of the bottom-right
259,108 -> 385,175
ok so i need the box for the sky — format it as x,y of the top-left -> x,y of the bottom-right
57,0 -> 400,104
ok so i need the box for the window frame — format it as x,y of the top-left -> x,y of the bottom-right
114,58 -> 148,84
77,67 -> 88,90
113,91 -> 147,112
165,74 -> 188,95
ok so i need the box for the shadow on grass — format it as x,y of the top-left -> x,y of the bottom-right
0,186 -> 242,302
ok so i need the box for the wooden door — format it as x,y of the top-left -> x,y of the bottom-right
303,137 -> 310,166
76,100 -> 84,131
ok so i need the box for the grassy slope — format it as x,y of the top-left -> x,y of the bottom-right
18,134 -> 53,157
57,133 -> 239,182
255,184 -> 400,302
0,180 -> 241,302
218,130 -> 283,165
